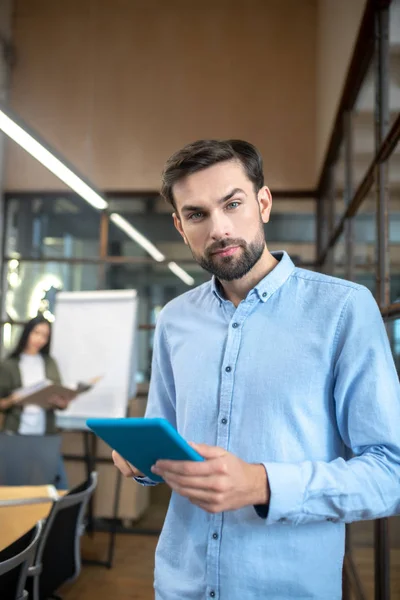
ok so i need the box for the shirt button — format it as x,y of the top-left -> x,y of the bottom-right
225,366 -> 232,372
262,292 -> 267,298
210,592 -> 215,598
221,418 -> 227,425
212,532 -> 219,539
232,322 -> 239,328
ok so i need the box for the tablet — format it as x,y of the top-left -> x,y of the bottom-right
86,417 -> 204,482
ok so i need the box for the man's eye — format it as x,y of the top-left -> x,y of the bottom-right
188,212 -> 203,221
226,201 -> 240,210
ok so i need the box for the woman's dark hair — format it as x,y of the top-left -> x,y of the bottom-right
161,139 -> 264,210
9,315 -> 52,358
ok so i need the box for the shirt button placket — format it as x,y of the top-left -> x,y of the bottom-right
211,317 -> 241,600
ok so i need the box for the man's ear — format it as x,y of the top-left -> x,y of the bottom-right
173,212 -> 188,245
258,186 -> 272,224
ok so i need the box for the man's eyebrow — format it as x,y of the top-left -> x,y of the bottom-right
180,188 -> 246,214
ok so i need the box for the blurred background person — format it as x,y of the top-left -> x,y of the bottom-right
0,314 -> 70,489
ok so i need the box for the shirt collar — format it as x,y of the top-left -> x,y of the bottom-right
211,251 -> 295,304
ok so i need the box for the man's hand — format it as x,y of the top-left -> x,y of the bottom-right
112,450 -> 144,478
151,443 -> 270,513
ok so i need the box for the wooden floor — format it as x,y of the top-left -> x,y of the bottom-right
60,532 -> 400,600
61,532 -> 158,600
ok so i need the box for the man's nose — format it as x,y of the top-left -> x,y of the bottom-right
209,212 -> 232,240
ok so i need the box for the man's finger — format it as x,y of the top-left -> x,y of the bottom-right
153,457 -> 219,476
161,472 -> 222,492
112,450 -> 138,477
189,442 -> 227,460
167,482 -> 221,504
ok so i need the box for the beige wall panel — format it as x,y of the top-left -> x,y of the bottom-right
7,0 -> 317,191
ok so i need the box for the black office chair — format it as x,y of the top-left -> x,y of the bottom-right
26,471 -> 98,600
0,433 -> 62,486
0,521 -> 43,600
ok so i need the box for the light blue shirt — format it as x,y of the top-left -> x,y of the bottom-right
140,251 -> 400,600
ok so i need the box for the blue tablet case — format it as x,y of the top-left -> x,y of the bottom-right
86,417 -> 204,482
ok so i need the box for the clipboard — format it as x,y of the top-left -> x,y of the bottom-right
14,376 -> 102,408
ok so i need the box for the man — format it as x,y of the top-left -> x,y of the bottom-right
113,139 -> 400,599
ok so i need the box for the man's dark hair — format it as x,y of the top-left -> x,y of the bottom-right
161,139 -> 264,210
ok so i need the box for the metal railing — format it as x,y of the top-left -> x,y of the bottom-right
317,1 -> 399,598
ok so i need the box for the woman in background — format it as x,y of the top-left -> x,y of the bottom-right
0,314 -> 69,488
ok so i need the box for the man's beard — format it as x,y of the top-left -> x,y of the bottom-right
191,228 -> 266,282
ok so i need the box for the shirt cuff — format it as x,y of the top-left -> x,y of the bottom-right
254,503 -> 269,519
253,463 -> 270,519
261,461 -> 305,525
133,475 -> 159,487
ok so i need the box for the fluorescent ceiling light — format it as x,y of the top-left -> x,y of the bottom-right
0,106 -> 108,210
0,105 -> 193,281
168,262 -> 195,286
110,212 -> 165,262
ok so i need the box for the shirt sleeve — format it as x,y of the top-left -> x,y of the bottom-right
263,286 -> 400,525
133,314 -> 177,487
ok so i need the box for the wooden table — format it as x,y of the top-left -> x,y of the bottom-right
0,486 -> 65,552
